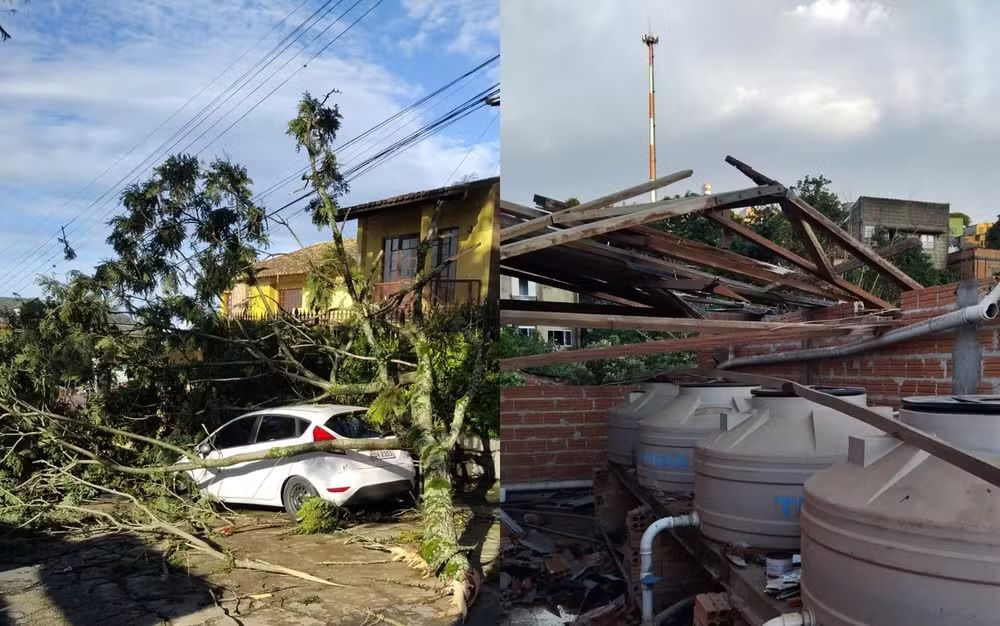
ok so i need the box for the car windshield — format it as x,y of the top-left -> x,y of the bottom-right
324,410 -> 381,439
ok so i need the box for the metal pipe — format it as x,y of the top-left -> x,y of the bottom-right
640,512 -> 699,625
761,611 -> 816,626
720,282 -> 1000,370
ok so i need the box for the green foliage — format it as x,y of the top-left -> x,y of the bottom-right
294,497 -> 353,534
287,91 -> 349,227
985,216 -> 1000,250
846,228 -> 955,302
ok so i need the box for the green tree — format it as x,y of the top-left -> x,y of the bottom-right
985,216 -> 1000,250
846,228 -> 954,302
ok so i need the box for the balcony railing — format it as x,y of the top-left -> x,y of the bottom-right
373,279 -> 481,307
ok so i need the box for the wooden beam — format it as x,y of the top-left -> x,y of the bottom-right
500,299 -> 666,317
706,212 -> 818,274
499,310 -> 865,334
698,368 -> 1000,492
501,329 -> 852,370
723,155 -> 922,293
500,266 -> 654,309
834,237 -> 921,274
627,226 -> 846,301
787,193 -> 924,290
500,169 -> 693,241
782,200 -> 837,281
501,184 -> 785,260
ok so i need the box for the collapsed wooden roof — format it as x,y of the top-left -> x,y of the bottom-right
500,155 -> 922,325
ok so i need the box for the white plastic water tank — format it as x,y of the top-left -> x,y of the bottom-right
694,386 -> 886,550
607,383 -> 679,466
801,395 -> 1000,625
636,382 -> 756,493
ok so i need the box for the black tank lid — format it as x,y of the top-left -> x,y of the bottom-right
901,395 -> 1000,414
751,385 -> 865,398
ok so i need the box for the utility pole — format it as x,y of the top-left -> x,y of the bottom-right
642,32 -> 659,203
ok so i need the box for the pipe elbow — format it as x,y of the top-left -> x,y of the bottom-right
761,610 -> 816,626
639,513 -> 699,555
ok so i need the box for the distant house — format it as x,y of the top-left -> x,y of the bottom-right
500,277 -> 578,348
960,222 -> 992,250
848,196 -> 950,269
948,248 -> 1000,280
223,176 -> 500,319
223,240 -> 358,318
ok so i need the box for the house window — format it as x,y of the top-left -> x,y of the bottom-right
516,325 -> 536,337
515,278 -> 537,299
383,234 -> 420,281
278,288 -> 302,310
432,228 -> 459,280
920,233 -> 936,251
862,225 -> 875,240
548,329 -> 573,348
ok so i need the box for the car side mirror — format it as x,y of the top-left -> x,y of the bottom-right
195,442 -> 212,456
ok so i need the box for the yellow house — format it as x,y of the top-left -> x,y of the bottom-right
961,222 -> 992,250
223,176 -> 499,318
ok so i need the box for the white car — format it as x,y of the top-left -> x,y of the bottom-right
186,404 -> 415,517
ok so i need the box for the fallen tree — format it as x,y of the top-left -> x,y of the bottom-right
0,92 -> 496,617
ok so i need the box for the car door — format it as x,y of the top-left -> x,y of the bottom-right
219,414 -> 303,503
205,415 -> 259,502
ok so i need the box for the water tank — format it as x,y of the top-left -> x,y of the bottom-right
607,383 -> 678,466
636,383 -> 757,493
694,386 -> 885,550
801,396 -> 1000,626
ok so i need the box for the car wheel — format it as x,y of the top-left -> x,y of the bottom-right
282,476 -> 319,520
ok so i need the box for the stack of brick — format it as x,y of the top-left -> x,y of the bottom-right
694,593 -> 737,626
500,385 -> 636,484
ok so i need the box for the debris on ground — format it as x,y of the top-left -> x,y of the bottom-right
499,489 -> 627,624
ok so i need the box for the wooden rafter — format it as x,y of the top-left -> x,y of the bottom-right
499,309 -> 885,334
724,155 -> 922,291
500,169 -> 693,241
834,237 -> 920,274
500,184 -> 786,260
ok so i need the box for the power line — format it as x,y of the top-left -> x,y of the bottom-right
0,0 -> 314,265
1,0 -> 382,294
0,0 -> 346,291
444,111 -> 498,185
4,64 -> 498,296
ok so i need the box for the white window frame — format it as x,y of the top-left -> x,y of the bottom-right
515,278 -> 537,299
920,233 -> 936,251
547,329 -> 573,348
862,225 -> 875,240
516,325 -> 536,337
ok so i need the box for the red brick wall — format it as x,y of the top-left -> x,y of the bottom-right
700,280 -> 1000,407
500,385 -> 636,484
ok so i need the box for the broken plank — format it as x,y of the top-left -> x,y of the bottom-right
500,169 -> 693,241
834,237 -> 921,274
499,310 -> 866,334
501,329 -> 858,370
501,184 -> 786,260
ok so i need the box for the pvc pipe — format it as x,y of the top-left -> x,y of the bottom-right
652,595 -> 696,625
761,611 -> 816,626
501,479 -> 593,492
720,281 -> 1000,370
640,512 -> 700,625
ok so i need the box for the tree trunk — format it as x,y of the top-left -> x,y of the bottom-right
416,437 -> 468,582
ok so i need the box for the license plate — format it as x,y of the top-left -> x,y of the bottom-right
368,450 -> 395,459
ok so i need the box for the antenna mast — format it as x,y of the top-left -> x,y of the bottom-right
642,32 -> 659,202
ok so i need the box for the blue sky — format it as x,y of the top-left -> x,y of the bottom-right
0,0 -> 499,297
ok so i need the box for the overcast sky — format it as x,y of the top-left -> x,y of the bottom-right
501,0 -> 1000,222
1,0 -> 498,297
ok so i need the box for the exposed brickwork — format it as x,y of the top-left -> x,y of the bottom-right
701,280 -> 1000,408
500,385 -> 636,483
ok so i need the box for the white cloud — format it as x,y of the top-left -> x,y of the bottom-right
400,0 -> 499,57
0,0 -> 499,296
788,0 -> 889,29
